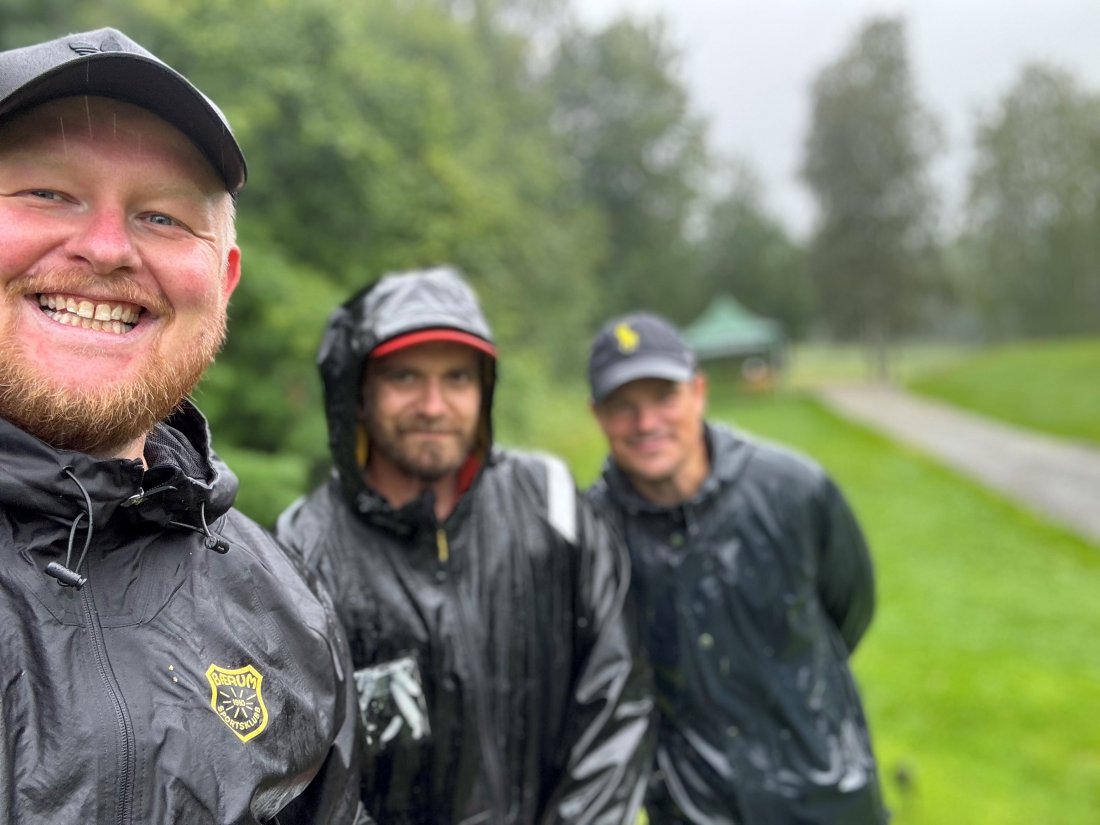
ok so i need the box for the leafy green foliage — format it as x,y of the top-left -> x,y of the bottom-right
548,16 -> 709,320
46,0 -> 617,504
963,65 -> 1100,338
0,0 -> 95,47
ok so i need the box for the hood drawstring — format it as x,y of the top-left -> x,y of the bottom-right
43,473 -> 230,590
44,468 -> 95,589
169,501 -> 230,554
124,481 -> 230,554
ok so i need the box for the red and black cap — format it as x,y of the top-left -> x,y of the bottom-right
370,328 -> 497,360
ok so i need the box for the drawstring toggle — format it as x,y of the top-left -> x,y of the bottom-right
45,561 -> 87,589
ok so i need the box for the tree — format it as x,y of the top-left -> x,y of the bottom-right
801,16 -> 941,378
696,162 -> 811,339
963,64 -> 1100,338
548,16 -> 710,320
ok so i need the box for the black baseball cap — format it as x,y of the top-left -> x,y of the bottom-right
588,312 -> 698,403
0,27 -> 246,194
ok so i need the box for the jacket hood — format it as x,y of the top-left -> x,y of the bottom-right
317,266 -> 497,510
0,400 -> 237,530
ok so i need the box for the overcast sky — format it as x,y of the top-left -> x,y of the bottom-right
576,0 -> 1100,236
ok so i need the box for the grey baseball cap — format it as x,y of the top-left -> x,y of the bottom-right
588,312 -> 698,403
0,27 -> 246,194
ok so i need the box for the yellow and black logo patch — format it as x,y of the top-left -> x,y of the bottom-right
206,663 -> 269,743
614,323 -> 640,354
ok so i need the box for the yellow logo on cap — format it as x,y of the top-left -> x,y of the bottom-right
614,323 -> 640,354
206,663 -> 269,743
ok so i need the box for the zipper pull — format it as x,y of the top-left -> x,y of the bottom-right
436,528 -> 449,563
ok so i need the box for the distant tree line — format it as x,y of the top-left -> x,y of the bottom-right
4,2 -> 1098,518
800,17 -> 1100,376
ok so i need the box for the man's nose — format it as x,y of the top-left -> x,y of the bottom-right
418,379 -> 448,415
65,207 -> 141,275
634,402 -> 662,431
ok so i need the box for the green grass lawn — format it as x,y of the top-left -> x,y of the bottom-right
520,384 -> 1100,825
907,336 -> 1100,446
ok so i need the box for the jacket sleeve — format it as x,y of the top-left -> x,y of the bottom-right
274,555 -> 373,825
815,476 -> 876,654
541,493 -> 656,825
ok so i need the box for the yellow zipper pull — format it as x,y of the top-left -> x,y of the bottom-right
436,528 -> 449,563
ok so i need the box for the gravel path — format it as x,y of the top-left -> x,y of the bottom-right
816,383 -> 1100,545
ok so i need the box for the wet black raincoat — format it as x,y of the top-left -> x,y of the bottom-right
277,268 -> 654,824
0,404 -> 366,824
588,422 -> 887,824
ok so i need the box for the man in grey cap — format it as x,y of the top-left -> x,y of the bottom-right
585,312 -> 888,824
0,28 -> 366,824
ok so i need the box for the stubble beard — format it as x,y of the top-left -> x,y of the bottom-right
0,307 -> 227,457
366,412 -> 474,484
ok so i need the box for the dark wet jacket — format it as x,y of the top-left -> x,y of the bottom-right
588,422 -> 887,824
0,404 -> 367,825
277,268 -> 654,824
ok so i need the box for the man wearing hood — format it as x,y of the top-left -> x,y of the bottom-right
585,312 -> 887,824
277,266 -> 654,824
0,28 -> 365,824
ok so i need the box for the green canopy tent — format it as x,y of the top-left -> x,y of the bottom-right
681,294 -> 785,385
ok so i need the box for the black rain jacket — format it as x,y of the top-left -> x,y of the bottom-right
588,422 -> 887,824
277,268 -> 654,824
0,404 -> 367,825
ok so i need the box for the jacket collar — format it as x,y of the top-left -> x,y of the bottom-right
0,400 -> 236,529
351,449 -> 491,535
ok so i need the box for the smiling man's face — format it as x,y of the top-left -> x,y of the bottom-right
0,96 -> 240,458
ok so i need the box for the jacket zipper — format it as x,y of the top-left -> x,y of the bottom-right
451,588 -> 507,816
432,525 -> 507,816
436,528 -> 449,563
81,582 -> 136,825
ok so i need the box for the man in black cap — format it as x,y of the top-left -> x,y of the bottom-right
585,312 -> 888,824
0,28 -> 366,824
277,266 -> 654,824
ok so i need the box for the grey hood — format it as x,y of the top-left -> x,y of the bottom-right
316,266 -> 496,509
